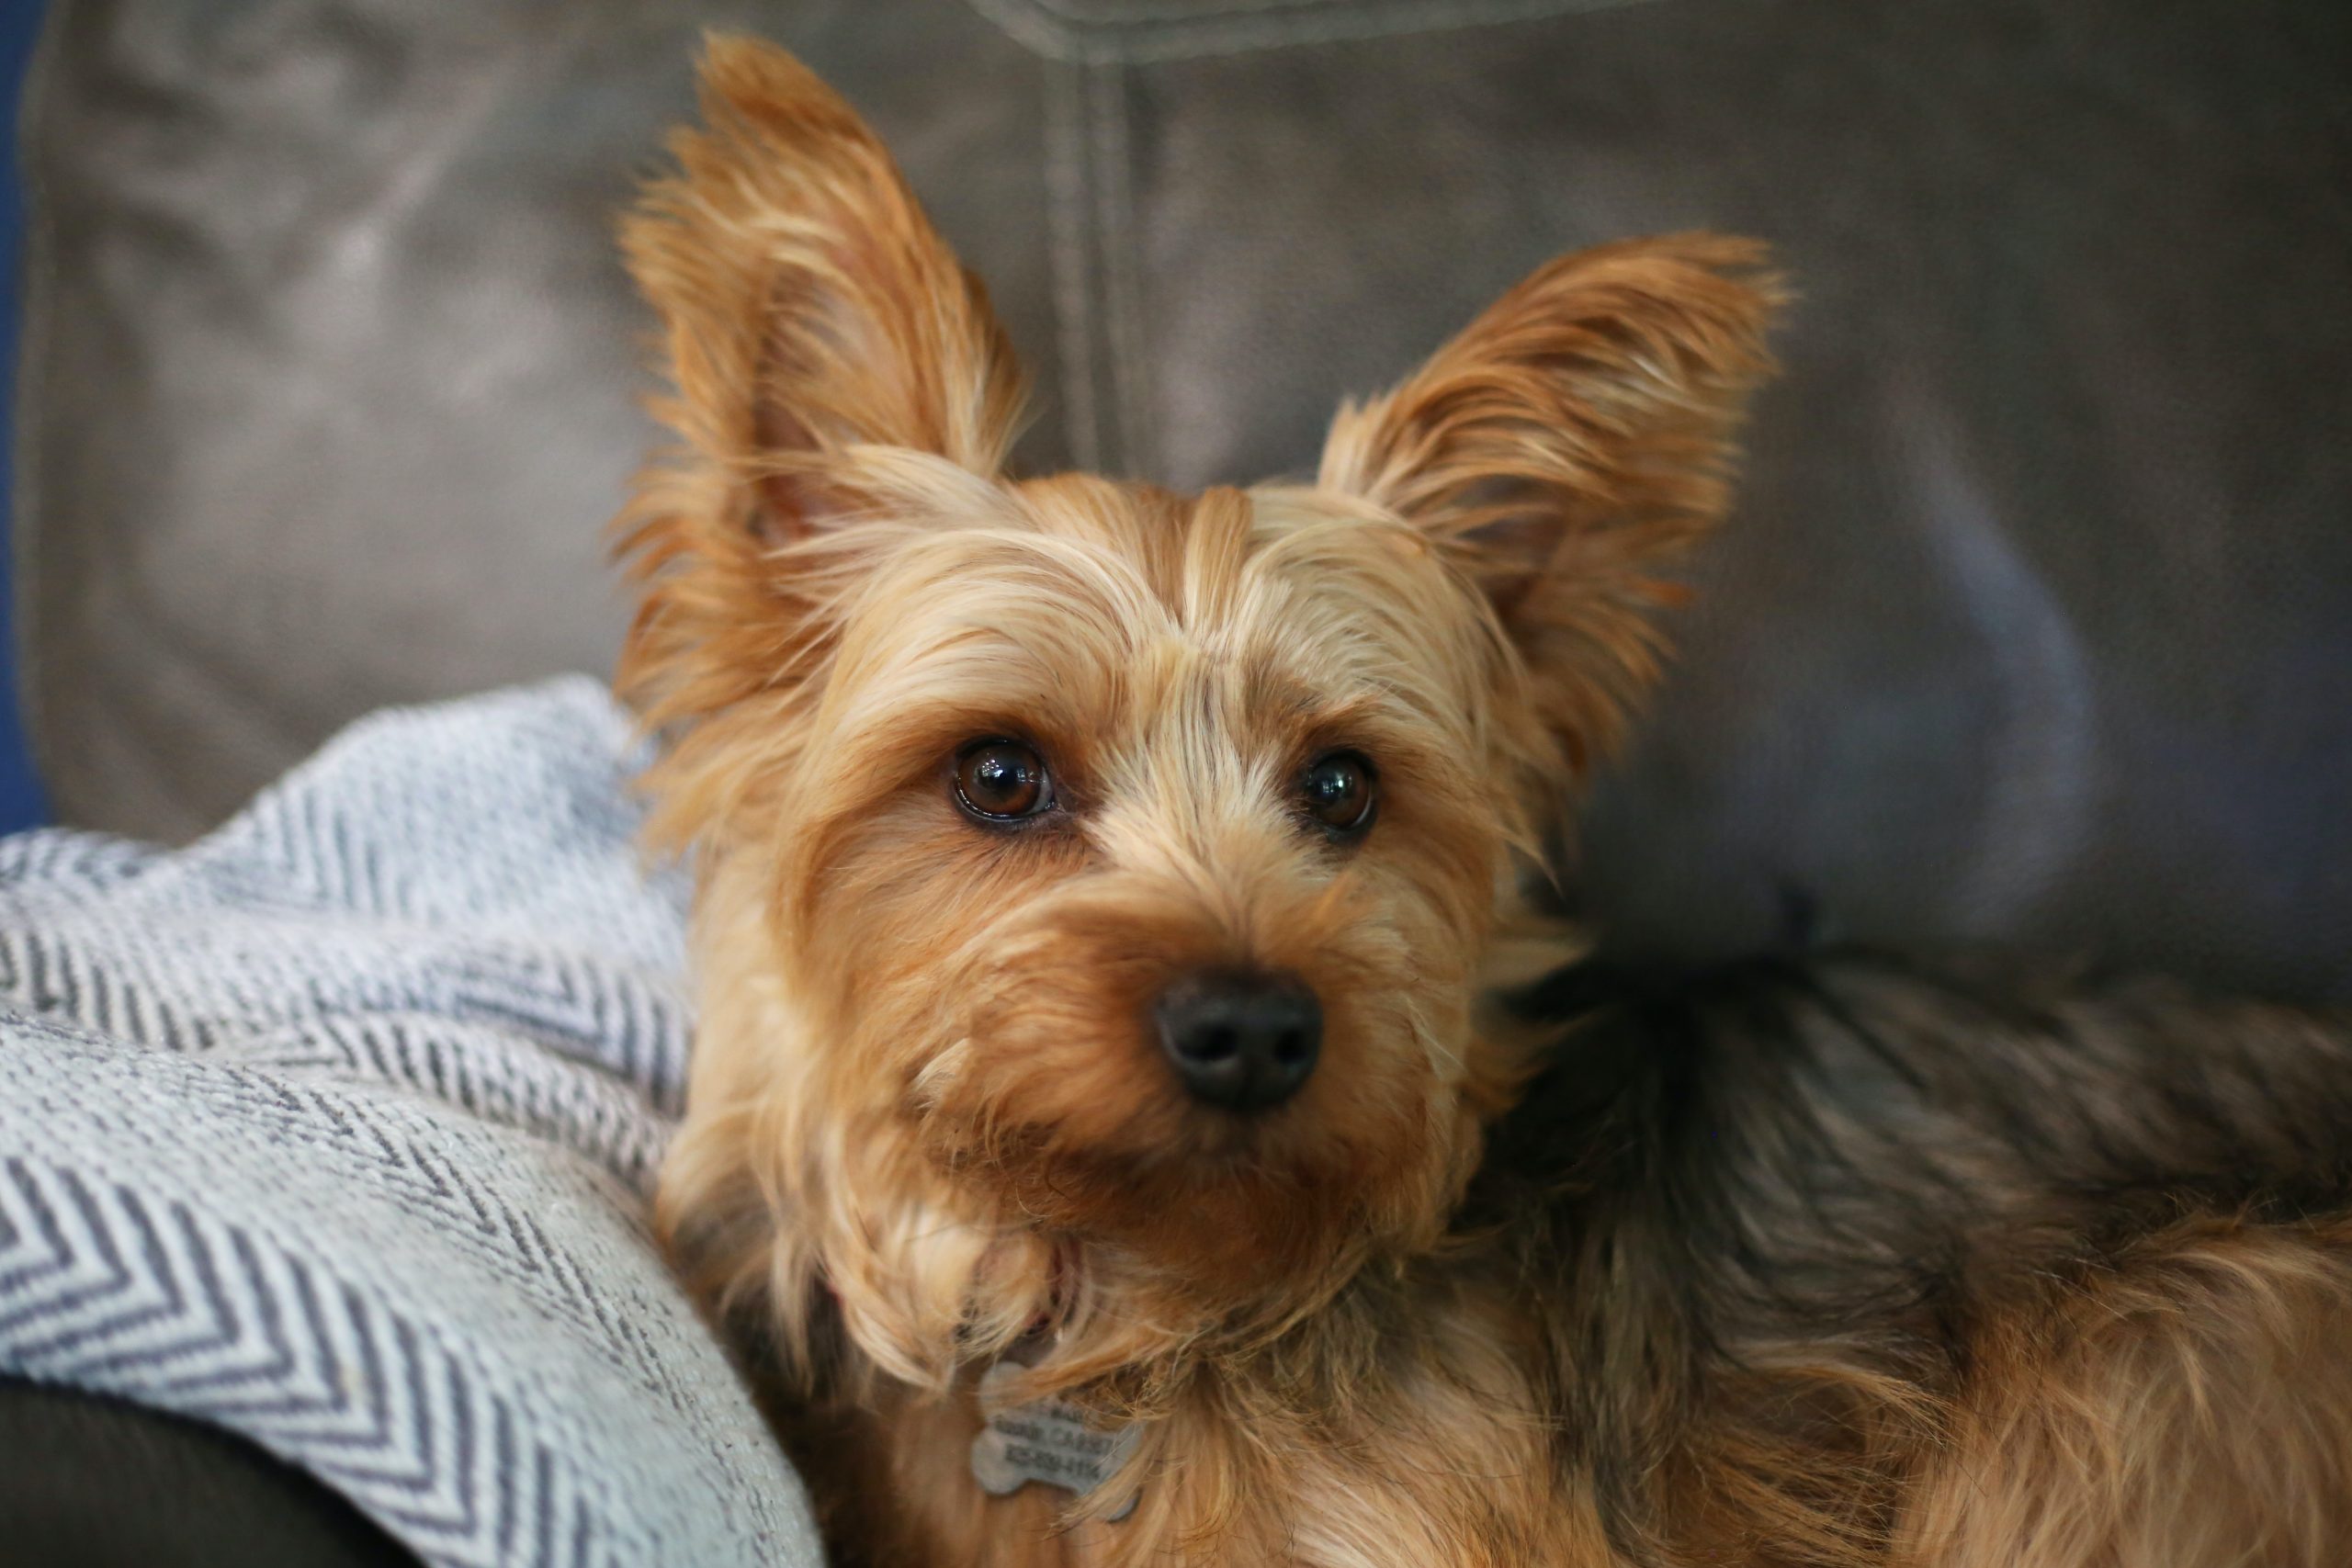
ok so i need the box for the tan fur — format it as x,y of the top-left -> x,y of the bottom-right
616,36 -> 2352,1568
1896,1219 -> 2352,1567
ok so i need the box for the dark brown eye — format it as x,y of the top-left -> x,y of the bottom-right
954,739 -> 1054,823
1301,751 -> 1377,837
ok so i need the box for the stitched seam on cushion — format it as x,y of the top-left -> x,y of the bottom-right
1042,61 -> 1104,470
1020,0 -> 1371,25
1080,62 -> 1124,472
1086,62 -> 1155,480
962,0 -> 1667,65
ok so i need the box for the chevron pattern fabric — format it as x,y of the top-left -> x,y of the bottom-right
0,679 -> 818,1567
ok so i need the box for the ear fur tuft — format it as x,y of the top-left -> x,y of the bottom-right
620,33 -> 1025,538
1319,233 -> 1786,774
612,36 -> 1027,850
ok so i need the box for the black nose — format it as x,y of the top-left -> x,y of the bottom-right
1152,969 -> 1322,1111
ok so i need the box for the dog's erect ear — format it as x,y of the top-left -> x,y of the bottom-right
623,34 -> 1026,536
616,38 -> 1028,851
1318,235 -> 1782,773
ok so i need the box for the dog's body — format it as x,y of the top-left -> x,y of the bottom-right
618,39 -> 2352,1565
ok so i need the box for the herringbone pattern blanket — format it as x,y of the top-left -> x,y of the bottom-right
0,679 -> 816,1567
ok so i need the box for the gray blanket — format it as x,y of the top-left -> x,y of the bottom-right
0,680 -> 819,1567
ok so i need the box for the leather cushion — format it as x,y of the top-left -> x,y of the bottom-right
18,0 -> 2352,997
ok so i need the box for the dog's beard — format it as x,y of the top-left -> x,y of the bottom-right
890,974 -> 1477,1371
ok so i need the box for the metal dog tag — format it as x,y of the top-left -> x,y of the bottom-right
968,1359 -> 1141,1520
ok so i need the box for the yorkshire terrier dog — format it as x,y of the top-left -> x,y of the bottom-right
618,37 -> 2352,1567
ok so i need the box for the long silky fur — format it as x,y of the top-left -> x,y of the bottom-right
616,35 -> 2352,1568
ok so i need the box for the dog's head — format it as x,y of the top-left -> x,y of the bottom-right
625,38 -> 1779,1390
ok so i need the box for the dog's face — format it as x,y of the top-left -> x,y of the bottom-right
713,469 -> 1525,1305
625,39 -> 1777,1382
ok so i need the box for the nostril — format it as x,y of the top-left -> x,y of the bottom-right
1271,1029 -> 1308,1066
1186,1023 -> 1240,1064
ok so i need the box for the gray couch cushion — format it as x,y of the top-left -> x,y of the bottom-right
18,0 -> 2352,996
16,0 -> 1060,841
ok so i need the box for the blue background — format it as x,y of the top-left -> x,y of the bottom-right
2,2 -> 49,831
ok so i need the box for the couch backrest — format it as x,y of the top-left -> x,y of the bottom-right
18,0 -> 2352,996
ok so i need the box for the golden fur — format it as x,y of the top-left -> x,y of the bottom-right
615,37 -> 2352,1566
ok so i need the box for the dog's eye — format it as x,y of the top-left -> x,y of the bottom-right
954,739 -> 1054,823
1301,751 -> 1377,837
